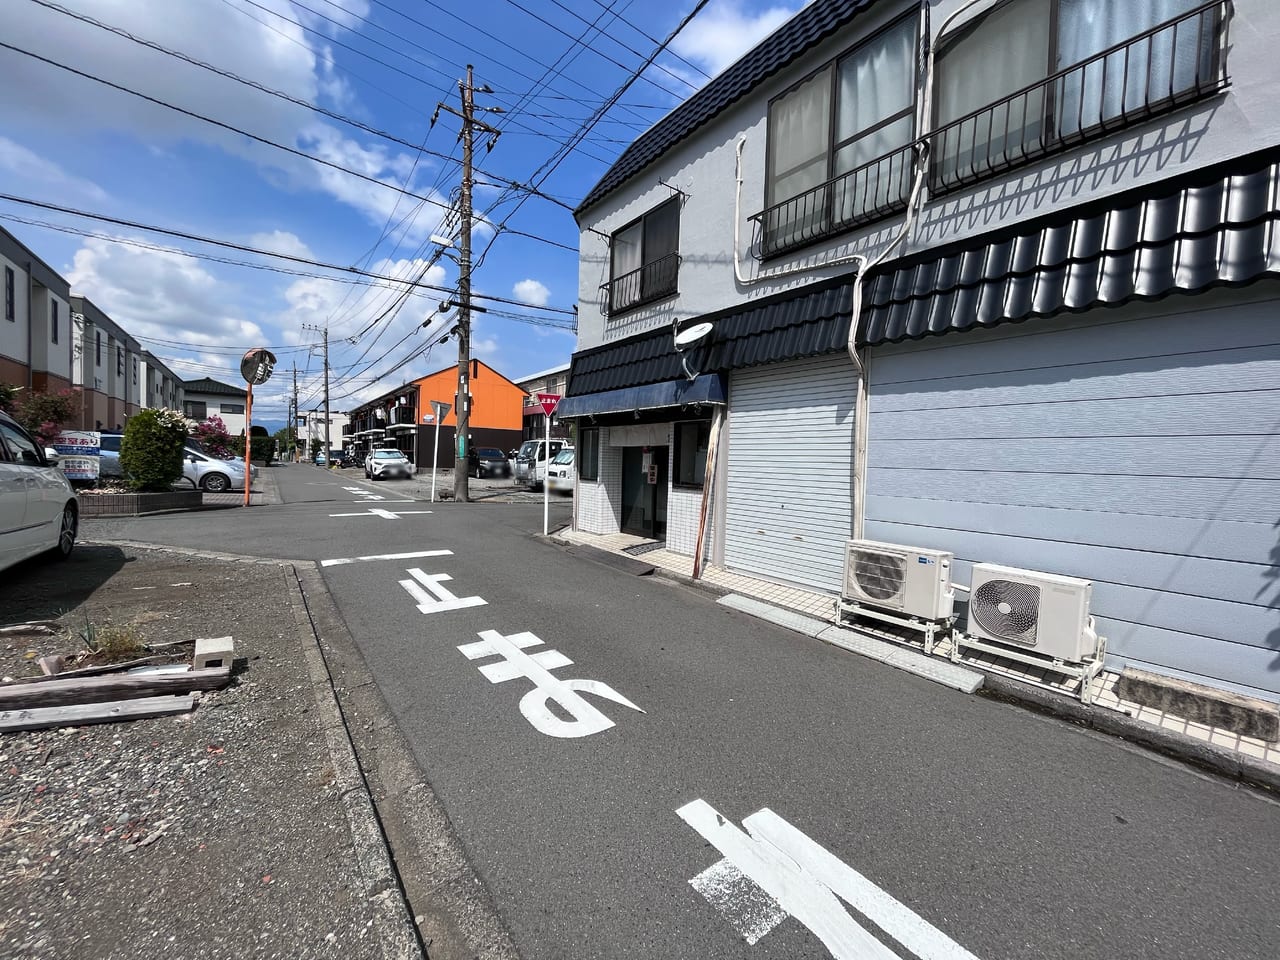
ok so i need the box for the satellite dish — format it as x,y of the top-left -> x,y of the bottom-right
674,321 -> 714,348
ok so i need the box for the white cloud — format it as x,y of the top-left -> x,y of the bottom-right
0,137 -> 108,202
0,0 -> 434,227
671,0 -> 801,76
249,230 -> 314,261
512,278 -> 550,307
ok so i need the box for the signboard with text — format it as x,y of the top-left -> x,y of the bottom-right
52,430 -> 101,481
537,393 -> 561,417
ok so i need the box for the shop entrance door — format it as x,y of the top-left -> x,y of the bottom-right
620,446 -> 667,540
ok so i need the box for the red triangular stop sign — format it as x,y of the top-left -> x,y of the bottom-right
537,392 -> 561,417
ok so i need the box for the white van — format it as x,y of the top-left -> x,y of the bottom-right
514,438 -> 567,488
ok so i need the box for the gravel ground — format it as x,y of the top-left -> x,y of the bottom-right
0,546 -> 397,960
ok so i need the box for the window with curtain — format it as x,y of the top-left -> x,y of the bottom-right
607,198 -> 680,314
579,428 -> 599,481
934,0 -> 1222,188
763,15 -> 918,254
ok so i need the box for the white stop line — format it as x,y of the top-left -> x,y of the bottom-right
679,800 -> 980,960
329,507 -> 433,519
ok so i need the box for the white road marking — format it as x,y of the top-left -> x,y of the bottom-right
679,800 -> 980,960
398,568 -> 487,614
328,507 -> 433,519
342,485 -> 385,502
321,549 -> 454,568
690,859 -> 788,945
457,629 -> 645,738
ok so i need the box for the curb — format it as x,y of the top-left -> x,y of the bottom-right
981,674 -> 1280,794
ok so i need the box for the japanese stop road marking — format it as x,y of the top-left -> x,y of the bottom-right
679,800 -> 980,960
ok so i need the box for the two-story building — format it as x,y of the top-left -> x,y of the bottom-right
71,295 -> 143,431
142,352 -> 184,413
182,377 -> 251,433
0,226 -> 73,396
515,362 -> 572,442
346,360 -> 527,469
562,0 -> 1280,699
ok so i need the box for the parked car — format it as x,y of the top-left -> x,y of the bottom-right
545,447 -> 575,494
514,438 -> 567,487
468,445 -> 511,479
314,451 -> 328,466
0,409 -> 77,572
183,447 -> 251,492
98,431 -> 124,479
365,448 -> 413,480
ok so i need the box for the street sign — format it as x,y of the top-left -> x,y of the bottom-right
431,400 -> 452,420
537,392 -> 561,417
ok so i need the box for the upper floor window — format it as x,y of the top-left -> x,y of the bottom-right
758,14 -> 918,257
117,346 -> 124,377
220,403 -> 245,415
604,198 -> 680,316
4,267 -> 13,321
51,301 -> 59,344
184,400 -> 207,420
95,330 -> 102,365
933,0 -> 1226,191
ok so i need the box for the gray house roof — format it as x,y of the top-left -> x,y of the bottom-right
574,0 -> 877,218
566,145 -> 1280,397
183,377 -> 246,398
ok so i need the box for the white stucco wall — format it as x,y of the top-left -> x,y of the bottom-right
576,0 -> 1280,351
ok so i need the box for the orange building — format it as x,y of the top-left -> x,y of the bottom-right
345,359 -> 527,468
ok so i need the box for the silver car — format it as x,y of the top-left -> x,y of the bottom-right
183,447 -> 253,492
0,410 -> 77,572
365,448 -> 413,480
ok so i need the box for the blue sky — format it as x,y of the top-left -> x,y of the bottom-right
0,0 -> 803,432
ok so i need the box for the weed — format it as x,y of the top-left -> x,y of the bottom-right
67,616 -> 145,661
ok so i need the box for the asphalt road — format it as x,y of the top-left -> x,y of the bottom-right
86,463 -> 1280,960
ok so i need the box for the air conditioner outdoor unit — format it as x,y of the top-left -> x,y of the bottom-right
842,539 -> 954,621
967,563 -> 1099,663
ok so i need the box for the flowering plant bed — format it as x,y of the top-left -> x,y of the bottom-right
78,489 -> 203,517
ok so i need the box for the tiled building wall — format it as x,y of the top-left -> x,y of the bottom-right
576,426 -> 623,535
666,483 -> 702,555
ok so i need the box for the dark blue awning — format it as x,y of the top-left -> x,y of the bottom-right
557,373 -> 726,419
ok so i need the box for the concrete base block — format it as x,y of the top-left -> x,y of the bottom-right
1113,669 -> 1280,742
193,636 -> 235,672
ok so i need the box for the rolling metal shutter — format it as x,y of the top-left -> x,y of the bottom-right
724,354 -> 856,591
863,293 -> 1280,697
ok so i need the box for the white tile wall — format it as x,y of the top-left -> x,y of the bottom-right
576,426 -> 623,534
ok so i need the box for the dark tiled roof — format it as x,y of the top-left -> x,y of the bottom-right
569,146 -> 1280,395
574,0 -> 877,218
568,282 -> 851,395
862,147 -> 1280,343
183,377 -> 246,397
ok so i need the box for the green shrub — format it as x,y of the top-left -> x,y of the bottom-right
120,408 -> 188,491
249,437 -> 275,464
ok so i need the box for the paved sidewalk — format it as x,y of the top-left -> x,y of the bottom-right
555,527 -> 1280,782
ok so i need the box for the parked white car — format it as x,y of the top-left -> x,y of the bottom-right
545,447 -> 575,494
0,410 -> 77,572
515,438 -> 568,488
182,447 -> 253,492
365,448 -> 413,480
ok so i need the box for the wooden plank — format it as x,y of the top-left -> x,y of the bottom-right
0,695 -> 196,733
10,655 -> 166,684
0,666 -> 230,710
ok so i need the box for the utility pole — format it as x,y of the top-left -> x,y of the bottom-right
290,363 -> 298,462
301,323 -> 331,465
434,64 -> 501,503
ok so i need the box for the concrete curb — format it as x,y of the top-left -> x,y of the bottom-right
981,674 -> 1280,794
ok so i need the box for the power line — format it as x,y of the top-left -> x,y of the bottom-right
583,0 -> 714,82
0,40 -> 455,217
0,193 -> 578,315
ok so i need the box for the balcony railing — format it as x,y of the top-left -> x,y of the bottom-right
599,252 -> 680,316
931,0 -> 1226,193
751,142 -> 916,259
341,424 -> 353,436
391,406 -> 416,426
751,1 -> 1226,258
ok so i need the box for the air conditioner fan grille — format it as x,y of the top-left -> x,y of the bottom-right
972,578 -> 1040,645
852,550 -> 906,603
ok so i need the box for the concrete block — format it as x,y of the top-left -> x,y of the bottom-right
1113,668 -> 1279,742
193,636 -> 235,672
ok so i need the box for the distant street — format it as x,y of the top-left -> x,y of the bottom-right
86,463 -> 1280,960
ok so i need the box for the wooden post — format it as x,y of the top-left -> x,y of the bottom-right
692,406 -> 723,580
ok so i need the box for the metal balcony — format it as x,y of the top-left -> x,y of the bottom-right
599,252 -> 680,317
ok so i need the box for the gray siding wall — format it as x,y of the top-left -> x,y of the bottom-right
724,354 -> 856,590
576,0 -> 1280,352
864,287 -> 1280,698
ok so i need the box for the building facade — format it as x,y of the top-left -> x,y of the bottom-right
514,362 -> 572,442
71,295 -> 143,431
182,377 -> 251,434
564,0 -> 1280,698
346,360 -> 526,469
0,227 -> 73,395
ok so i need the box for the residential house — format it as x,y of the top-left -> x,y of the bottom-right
563,0 -> 1280,698
71,295 -> 142,431
0,226 -> 73,395
182,377 -> 250,434
514,362 -> 572,442
346,360 -> 526,469
299,408 -> 350,457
